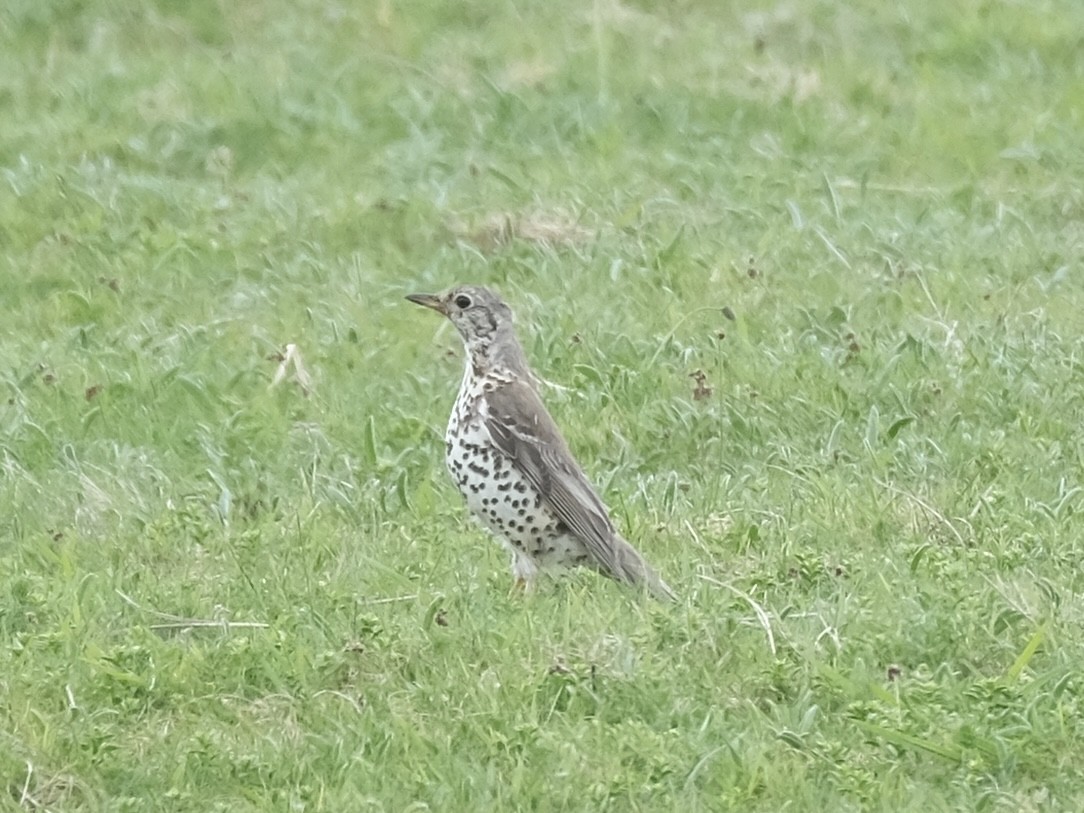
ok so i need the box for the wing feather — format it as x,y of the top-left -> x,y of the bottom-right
483,380 -> 674,598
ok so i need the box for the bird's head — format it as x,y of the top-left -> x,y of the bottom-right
406,285 -> 524,374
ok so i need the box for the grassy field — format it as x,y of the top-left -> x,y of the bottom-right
3,0 -> 1084,809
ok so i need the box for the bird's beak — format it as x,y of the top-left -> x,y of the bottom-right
405,293 -> 447,314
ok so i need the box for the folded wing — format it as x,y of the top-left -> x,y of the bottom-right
483,380 -> 675,599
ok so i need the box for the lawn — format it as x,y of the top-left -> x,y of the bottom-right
2,0 -> 1083,809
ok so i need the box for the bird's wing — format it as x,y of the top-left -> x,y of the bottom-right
483,379 -> 670,595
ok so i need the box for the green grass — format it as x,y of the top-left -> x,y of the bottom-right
3,0 -> 1084,809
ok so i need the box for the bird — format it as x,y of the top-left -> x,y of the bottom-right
406,284 -> 676,600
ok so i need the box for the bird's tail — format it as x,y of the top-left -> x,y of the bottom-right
611,537 -> 677,601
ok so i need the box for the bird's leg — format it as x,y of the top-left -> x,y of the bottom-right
510,554 -> 538,595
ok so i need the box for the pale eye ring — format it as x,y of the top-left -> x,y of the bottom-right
454,294 -> 472,309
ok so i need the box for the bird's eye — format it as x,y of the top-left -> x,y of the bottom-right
454,294 -> 472,309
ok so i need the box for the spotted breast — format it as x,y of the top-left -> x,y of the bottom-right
444,370 -> 592,584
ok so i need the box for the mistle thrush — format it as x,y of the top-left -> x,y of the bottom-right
407,285 -> 675,600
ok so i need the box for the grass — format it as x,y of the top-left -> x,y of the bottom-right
2,0 -> 1084,809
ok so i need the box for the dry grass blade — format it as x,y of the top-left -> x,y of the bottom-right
269,343 -> 313,396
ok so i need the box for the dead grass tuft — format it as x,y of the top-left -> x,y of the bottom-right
453,210 -> 594,252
